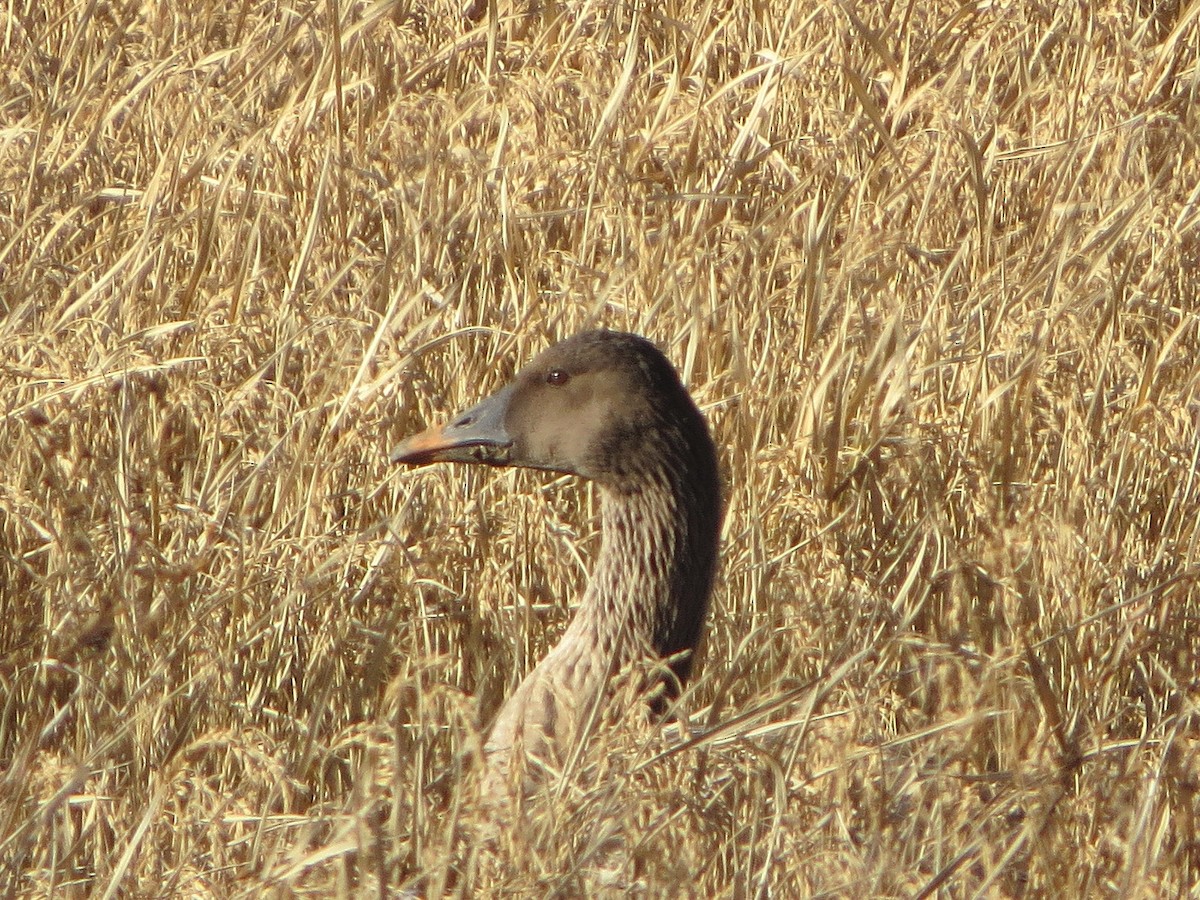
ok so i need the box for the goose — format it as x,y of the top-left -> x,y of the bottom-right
391,330 -> 721,807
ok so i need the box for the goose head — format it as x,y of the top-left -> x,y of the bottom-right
391,330 -> 712,494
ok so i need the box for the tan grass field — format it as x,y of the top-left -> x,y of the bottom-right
2,0 -> 1199,895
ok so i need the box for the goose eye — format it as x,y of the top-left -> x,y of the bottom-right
546,369 -> 570,386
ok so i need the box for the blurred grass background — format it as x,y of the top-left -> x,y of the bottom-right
1,0 -> 1198,895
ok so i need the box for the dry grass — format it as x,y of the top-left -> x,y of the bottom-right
2,0 -> 1199,895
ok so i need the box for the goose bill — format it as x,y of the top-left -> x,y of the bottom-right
390,384 -> 515,466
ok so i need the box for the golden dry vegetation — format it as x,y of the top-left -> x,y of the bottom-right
2,0 -> 1199,895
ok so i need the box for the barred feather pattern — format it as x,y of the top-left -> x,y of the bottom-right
479,448 -> 719,809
